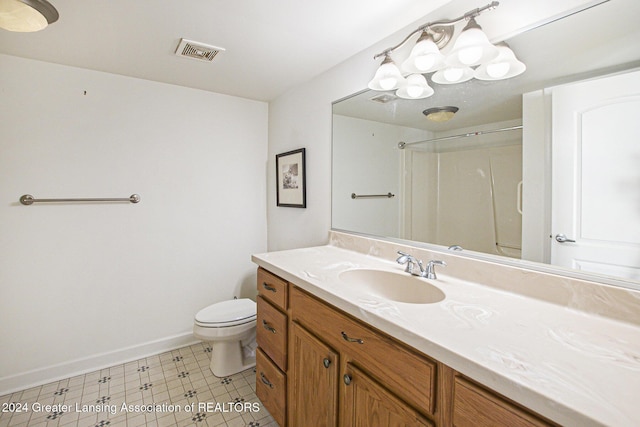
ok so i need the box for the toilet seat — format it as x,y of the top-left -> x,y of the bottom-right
195,298 -> 256,328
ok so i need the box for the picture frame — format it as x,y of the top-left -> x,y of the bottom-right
276,148 -> 306,208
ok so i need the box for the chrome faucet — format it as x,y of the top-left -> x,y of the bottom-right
396,251 -> 446,279
396,251 -> 424,276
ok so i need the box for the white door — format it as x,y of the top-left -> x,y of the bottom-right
551,69 -> 640,281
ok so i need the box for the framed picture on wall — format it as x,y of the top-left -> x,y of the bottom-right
276,148 -> 306,208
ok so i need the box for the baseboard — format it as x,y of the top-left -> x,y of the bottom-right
0,332 -> 199,396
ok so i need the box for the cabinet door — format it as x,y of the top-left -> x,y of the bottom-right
342,363 -> 433,427
289,322 -> 339,427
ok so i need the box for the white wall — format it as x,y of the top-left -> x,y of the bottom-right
0,54 -> 268,394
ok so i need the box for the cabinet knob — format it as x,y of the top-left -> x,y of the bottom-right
343,374 -> 352,385
323,358 -> 331,369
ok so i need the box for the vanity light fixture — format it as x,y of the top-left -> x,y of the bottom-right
445,17 -> 498,67
367,54 -> 405,91
423,106 -> 459,122
368,1 -> 525,99
0,0 -> 59,32
474,42 -> 526,80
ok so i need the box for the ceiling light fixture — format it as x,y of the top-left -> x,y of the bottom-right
368,1 -> 525,100
423,106 -> 459,122
0,0 -> 59,32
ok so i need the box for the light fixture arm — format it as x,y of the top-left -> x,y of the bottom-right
373,1 -> 499,60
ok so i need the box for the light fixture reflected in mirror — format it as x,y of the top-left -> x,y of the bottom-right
0,0 -> 59,32
396,74 -> 434,99
432,66 -> 474,84
423,106 -> 459,122
368,1 -> 525,100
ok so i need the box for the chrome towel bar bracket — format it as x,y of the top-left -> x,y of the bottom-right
19,194 -> 141,205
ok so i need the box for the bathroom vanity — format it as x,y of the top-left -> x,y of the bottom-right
253,231 -> 640,426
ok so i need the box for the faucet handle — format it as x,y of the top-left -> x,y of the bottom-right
424,260 -> 446,279
396,251 -> 410,263
396,251 -> 423,275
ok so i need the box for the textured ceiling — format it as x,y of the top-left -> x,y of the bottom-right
0,0 -> 451,101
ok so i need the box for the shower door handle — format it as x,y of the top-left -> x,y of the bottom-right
555,234 -> 576,243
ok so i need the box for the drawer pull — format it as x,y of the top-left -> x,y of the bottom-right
260,372 -> 274,389
323,358 -> 331,368
341,331 -> 364,344
262,320 -> 277,334
343,374 -> 352,385
262,282 -> 277,292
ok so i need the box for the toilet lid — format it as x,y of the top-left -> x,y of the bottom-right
195,298 -> 256,326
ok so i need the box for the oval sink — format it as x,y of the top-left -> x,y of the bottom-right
339,268 -> 445,304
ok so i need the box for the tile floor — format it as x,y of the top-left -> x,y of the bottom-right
0,342 -> 276,427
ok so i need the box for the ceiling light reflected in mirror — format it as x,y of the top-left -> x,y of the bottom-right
0,0 -> 59,32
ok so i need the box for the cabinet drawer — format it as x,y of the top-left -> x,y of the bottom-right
291,286 -> 437,415
257,267 -> 288,310
257,295 -> 288,371
453,375 -> 556,427
256,348 -> 286,427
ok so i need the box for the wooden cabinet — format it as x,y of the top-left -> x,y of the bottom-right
256,295 -> 287,370
257,267 -> 288,310
255,267 -> 289,427
449,373 -> 556,427
290,285 -> 438,426
289,322 -> 339,427
255,267 -> 559,427
290,285 -> 437,415
342,363 -> 434,427
255,348 -> 286,426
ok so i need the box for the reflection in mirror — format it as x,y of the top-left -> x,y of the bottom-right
332,0 -> 640,289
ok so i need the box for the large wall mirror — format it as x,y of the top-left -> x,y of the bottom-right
332,0 -> 640,290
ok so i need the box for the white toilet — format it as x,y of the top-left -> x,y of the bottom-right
193,298 -> 257,377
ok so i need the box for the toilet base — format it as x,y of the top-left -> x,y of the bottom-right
210,340 -> 256,377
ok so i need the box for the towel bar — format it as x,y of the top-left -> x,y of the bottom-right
351,192 -> 395,199
19,194 -> 141,205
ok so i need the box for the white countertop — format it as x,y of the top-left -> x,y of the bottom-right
252,243 -> 640,427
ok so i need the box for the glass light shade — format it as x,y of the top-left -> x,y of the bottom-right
475,43 -> 526,81
396,74 -> 434,99
401,32 -> 444,74
423,106 -> 459,122
0,0 -> 58,32
431,66 -> 474,84
445,18 -> 498,67
368,56 -> 405,91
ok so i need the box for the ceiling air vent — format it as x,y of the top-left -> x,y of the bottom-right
369,94 -> 397,104
175,38 -> 225,62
